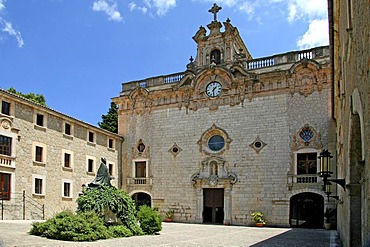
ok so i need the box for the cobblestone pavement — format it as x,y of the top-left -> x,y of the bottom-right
0,221 -> 342,247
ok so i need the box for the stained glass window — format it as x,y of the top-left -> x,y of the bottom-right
208,135 -> 225,152
299,129 -> 314,142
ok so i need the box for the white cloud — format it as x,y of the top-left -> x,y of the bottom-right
287,0 -> 328,23
0,0 -> 5,12
129,2 -> 148,14
92,0 -> 123,22
0,1 -> 24,48
153,0 -> 176,16
297,19 -> 329,49
128,0 -> 175,16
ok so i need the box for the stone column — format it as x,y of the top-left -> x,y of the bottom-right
195,188 -> 203,223
224,186 -> 232,225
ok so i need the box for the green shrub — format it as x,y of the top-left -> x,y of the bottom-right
108,225 -> 133,238
30,211 -> 111,241
137,205 -> 162,235
77,185 -> 143,235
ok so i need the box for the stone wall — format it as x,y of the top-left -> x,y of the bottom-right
332,0 -> 370,246
0,90 -> 123,220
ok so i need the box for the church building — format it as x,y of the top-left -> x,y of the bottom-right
113,4 -> 334,227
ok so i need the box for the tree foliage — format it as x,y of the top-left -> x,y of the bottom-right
98,102 -> 118,133
76,185 -> 142,235
7,87 -> 47,106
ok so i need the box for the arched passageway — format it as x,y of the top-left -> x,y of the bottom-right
290,192 -> 324,228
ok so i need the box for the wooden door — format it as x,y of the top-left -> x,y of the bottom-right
203,189 -> 224,224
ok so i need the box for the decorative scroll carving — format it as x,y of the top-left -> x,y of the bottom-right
191,156 -> 238,188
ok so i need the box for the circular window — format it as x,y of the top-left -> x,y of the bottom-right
254,141 -> 262,149
208,135 -> 225,152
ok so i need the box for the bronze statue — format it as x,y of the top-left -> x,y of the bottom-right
88,157 -> 112,187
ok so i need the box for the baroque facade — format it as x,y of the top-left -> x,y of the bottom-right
329,0 -> 370,246
0,89 -> 123,220
113,5 -> 335,227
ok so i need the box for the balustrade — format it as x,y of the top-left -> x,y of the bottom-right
0,155 -> 14,167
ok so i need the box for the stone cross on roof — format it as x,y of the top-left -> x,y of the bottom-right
208,3 -> 222,22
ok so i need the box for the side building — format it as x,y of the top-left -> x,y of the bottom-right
329,0 -> 370,246
113,5 -> 335,227
0,89 -> 123,220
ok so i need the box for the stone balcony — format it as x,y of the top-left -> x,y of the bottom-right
287,173 -> 323,191
126,177 -> 153,185
120,46 -> 330,93
0,155 -> 15,169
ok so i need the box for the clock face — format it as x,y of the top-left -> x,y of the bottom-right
206,81 -> 222,97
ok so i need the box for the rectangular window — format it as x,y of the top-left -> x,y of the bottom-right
65,123 -> 71,135
35,178 -> 43,195
0,135 -> 12,156
108,138 -> 114,149
1,101 -> 10,115
35,146 -> 43,162
0,173 -> 11,200
88,131 -> 94,143
64,153 -> 71,168
36,114 -> 44,127
63,182 -> 71,197
297,153 -> 317,175
88,159 -> 94,173
135,161 -> 146,178
108,163 -> 113,176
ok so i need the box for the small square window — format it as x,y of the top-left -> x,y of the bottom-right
35,146 -> 43,162
64,153 -> 71,168
65,123 -> 71,135
35,178 -> 43,194
88,131 -> 94,143
1,101 -> 10,115
36,114 -> 44,126
63,182 -> 71,197
0,135 -> 12,156
108,139 -> 114,149
88,159 -> 94,173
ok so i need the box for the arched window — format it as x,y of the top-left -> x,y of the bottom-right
210,49 -> 221,64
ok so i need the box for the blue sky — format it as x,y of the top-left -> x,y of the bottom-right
0,0 -> 329,126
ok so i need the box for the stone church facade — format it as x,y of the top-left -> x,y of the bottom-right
113,5 -> 334,227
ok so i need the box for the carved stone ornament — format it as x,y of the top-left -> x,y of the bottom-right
168,143 -> 182,157
132,139 -> 150,159
249,136 -> 267,153
191,156 -> 238,188
0,118 -> 12,130
292,124 -> 323,151
197,124 -> 232,155
288,59 -> 322,97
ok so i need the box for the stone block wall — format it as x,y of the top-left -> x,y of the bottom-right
0,90 -> 123,220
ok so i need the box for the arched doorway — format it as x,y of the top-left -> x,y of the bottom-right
290,192 -> 324,228
132,192 -> 151,208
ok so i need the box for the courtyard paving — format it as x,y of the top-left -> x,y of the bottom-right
0,220 -> 342,247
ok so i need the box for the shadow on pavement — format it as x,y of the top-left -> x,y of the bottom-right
251,228 -> 342,247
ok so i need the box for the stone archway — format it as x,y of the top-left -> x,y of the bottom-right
131,192 -> 151,208
290,192 -> 324,228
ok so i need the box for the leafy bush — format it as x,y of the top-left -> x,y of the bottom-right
108,225 -> 133,238
77,185 -> 142,235
137,205 -> 162,235
30,211 -> 111,241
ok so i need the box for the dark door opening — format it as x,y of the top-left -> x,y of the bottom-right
290,192 -> 324,228
203,188 -> 224,224
132,192 -> 151,209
